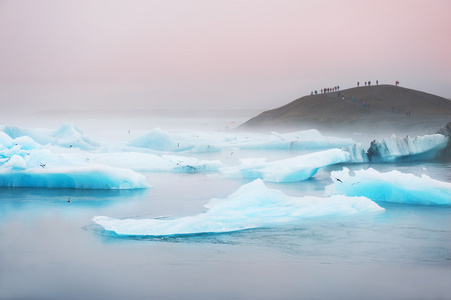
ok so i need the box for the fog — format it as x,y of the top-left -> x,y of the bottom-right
1,0 -> 451,118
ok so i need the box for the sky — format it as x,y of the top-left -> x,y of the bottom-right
1,0 -> 450,115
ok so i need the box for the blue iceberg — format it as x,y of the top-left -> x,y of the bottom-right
219,148 -> 350,182
93,179 -> 384,236
345,134 -> 449,163
325,167 -> 451,205
1,123 -> 98,150
0,131 -> 148,189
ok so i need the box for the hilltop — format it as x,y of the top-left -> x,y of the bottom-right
240,85 -> 451,136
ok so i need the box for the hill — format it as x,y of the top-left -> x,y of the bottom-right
240,85 -> 451,136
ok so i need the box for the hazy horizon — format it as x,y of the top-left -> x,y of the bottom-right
1,0 -> 450,118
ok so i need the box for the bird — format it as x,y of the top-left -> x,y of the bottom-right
335,177 -> 343,183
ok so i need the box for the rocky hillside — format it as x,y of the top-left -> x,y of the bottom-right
240,85 -> 451,135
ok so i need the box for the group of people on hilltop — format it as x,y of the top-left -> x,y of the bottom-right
356,80 -> 401,87
357,80 -> 378,87
310,80 -> 401,96
323,86 -> 339,93
310,86 -> 340,95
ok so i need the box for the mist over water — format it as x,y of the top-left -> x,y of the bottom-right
1,110 -> 450,300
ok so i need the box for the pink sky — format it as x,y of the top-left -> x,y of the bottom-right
1,0 -> 450,114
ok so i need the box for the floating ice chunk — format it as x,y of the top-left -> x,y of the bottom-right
93,179 -> 384,236
1,123 -> 98,149
0,164 -> 149,189
220,149 -> 350,182
367,134 -> 448,162
128,128 -> 192,151
0,136 -> 149,189
325,168 -> 451,205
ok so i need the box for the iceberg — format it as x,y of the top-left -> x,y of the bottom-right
342,134 -> 449,163
219,149 -> 350,182
1,123 -> 98,150
93,179 -> 384,236
127,128 -> 193,152
366,134 -> 448,162
0,132 -> 148,189
127,128 -> 355,153
325,168 -> 451,205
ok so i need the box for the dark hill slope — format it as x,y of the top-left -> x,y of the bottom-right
241,85 -> 451,135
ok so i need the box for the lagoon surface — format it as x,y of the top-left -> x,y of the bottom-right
1,111 -> 450,300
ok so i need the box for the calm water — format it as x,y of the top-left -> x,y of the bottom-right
1,114 -> 450,299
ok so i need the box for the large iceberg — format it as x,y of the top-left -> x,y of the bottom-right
343,134 -> 449,163
93,179 -> 384,236
325,168 -> 451,205
219,149 -> 350,182
0,132 -> 148,189
366,134 -> 448,162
